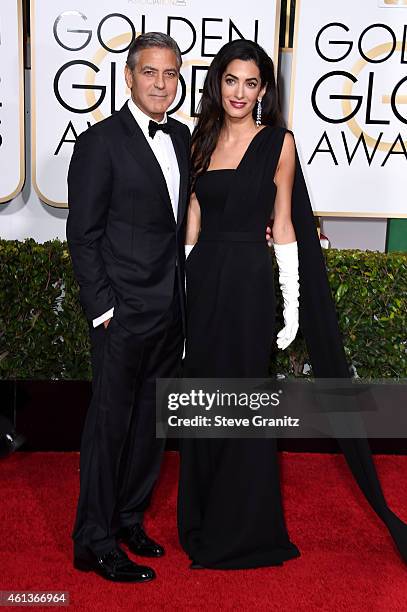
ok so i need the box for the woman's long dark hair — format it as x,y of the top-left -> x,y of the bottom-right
191,39 -> 283,184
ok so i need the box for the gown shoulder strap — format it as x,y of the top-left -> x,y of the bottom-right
261,125 -> 293,177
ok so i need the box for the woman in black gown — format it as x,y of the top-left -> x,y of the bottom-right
178,40 -> 407,570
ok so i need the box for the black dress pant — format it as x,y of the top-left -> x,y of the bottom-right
0,415 -> 13,434
73,287 -> 183,555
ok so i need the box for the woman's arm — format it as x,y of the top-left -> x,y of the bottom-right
271,132 -> 300,351
185,192 -> 201,247
272,132 -> 297,244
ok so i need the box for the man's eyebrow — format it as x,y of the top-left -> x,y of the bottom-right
224,73 -> 259,82
140,65 -> 178,72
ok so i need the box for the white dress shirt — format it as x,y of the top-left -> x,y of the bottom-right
93,98 -> 181,328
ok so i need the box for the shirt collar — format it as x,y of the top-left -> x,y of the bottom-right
127,97 -> 167,139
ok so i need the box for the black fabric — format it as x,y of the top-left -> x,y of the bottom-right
0,415 -> 13,435
290,133 -> 407,563
178,130 -> 300,568
178,125 -> 407,568
67,101 -> 190,335
67,101 -> 189,555
148,120 -> 172,139
73,285 -> 183,555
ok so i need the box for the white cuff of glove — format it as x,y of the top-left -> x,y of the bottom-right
273,241 -> 300,350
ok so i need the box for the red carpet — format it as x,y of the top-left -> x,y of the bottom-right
0,451 -> 406,611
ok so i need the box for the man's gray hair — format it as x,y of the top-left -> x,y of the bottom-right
126,32 -> 182,71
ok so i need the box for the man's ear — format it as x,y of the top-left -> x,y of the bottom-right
124,65 -> 133,90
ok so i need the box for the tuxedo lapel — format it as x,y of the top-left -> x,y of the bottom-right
169,120 -> 189,228
118,103 -> 175,220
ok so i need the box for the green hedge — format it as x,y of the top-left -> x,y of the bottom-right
0,239 -> 91,380
0,239 -> 406,380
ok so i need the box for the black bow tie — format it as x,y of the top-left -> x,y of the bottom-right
148,120 -> 171,139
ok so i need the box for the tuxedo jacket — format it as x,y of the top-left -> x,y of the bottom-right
66,101 -> 190,335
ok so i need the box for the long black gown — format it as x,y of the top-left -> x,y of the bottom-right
178,125 -> 407,569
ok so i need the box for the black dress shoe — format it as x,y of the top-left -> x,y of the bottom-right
118,524 -> 165,558
73,545 -> 155,582
0,431 -> 26,459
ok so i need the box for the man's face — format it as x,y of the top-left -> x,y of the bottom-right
125,47 -> 179,121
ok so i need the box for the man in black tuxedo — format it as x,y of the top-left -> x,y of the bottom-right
66,32 -> 190,583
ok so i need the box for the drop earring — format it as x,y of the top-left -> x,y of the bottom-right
256,98 -> 262,127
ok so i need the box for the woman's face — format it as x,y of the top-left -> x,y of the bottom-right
220,59 -> 266,122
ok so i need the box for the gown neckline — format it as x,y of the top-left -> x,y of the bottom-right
206,125 -> 271,174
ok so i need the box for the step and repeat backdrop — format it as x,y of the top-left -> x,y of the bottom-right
289,0 -> 407,218
0,0 -> 25,204
0,0 -> 405,241
31,0 -> 280,207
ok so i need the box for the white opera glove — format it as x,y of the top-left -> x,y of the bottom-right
273,241 -> 300,350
